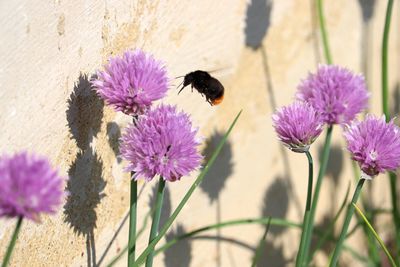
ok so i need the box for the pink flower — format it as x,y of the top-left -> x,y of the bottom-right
92,49 -> 169,115
297,65 -> 369,125
344,115 -> 400,179
0,152 -> 64,221
120,104 -> 203,182
272,102 -> 323,153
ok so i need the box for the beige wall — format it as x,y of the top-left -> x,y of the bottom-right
0,0 -> 399,266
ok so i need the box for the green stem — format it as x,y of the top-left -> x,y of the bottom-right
128,116 -> 139,267
128,178 -> 137,266
153,216 -> 359,259
381,0 -> 399,263
389,172 -> 400,262
330,178 -> 365,267
317,0 -> 332,64
296,151 -> 314,267
104,215 -> 362,267
145,177 -> 166,267
381,0 -> 393,119
155,217 -> 299,255
303,125 -> 333,262
353,203 -> 398,267
353,161 -> 381,266
1,217 -> 23,267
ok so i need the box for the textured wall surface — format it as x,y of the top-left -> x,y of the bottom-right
0,0 -> 399,266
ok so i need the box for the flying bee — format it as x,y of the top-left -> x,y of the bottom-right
177,70 -> 224,106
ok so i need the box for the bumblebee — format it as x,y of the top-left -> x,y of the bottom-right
178,70 -> 224,105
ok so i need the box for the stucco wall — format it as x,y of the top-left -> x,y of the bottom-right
0,0 -> 399,266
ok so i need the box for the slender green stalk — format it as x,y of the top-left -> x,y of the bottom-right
353,203 -> 398,267
128,116 -> 139,266
317,0 -> 332,64
107,212 -> 370,267
330,178 -> 365,267
128,179 -> 137,266
352,161 -> 381,265
389,171 -> 400,261
381,0 -> 393,119
251,218 -> 272,267
1,217 -> 23,267
155,217 -> 299,255
303,125 -> 333,262
145,178 -> 166,267
381,0 -> 400,262
150,215 -> 359,261
134,110 -> 242,266
296,151 -> 314,267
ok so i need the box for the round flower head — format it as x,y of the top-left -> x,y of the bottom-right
343,115 -> 400,179
272,102 -> 323,153
0,152 -> 64,221
296,64 -> 369,125
92,49 -> 169,115
120,104 -> 203,182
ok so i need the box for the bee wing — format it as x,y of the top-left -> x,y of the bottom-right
207,66 -> 233,76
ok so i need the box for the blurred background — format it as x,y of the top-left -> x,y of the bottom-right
0,0 -> 399,266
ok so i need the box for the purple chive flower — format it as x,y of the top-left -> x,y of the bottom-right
92,49 -> 169,115
272,102 -> 323,153
120,104 -> 203,182
343,115 -> 400,179
0,152 -> 64,222
296,64 -> 369,125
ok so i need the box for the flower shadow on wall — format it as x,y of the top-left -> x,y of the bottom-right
164,224 -> 192,267
106,122 -> 122,163
259,178 -> 291,266
255,239 -> 288,267
247,0 -> 305,219
257,177 -> 291,266
391,83 -> 400,119
64,73 -> 107,267
358,0 -> 376,22
66,73 -> 104,150
357,0 -> 376,107
244,0 -> 272,50
318,144 -> 344,210
261,178 -> 289,237
200,131 -> 234,266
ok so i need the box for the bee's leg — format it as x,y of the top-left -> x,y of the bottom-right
191,85 -> 194,92
178,84 -> 187,94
